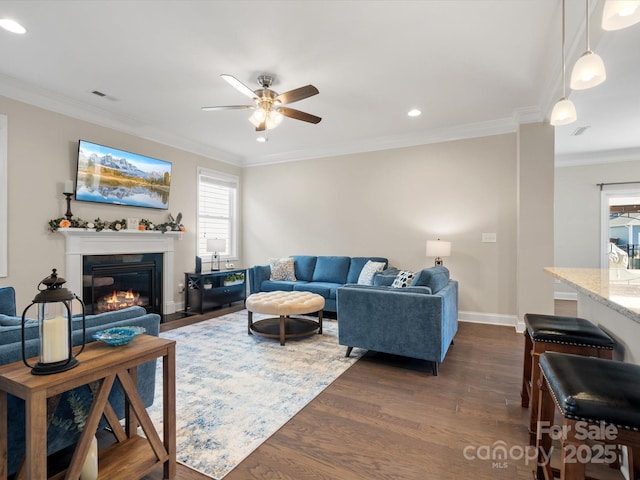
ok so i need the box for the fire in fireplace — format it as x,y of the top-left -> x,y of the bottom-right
82,253 -> 163,315
97,288 -> 144,312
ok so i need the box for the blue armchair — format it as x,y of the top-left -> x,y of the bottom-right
336,266 -> 458,375
0,286 -> 16,316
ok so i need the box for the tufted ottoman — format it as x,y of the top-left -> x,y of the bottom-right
246,291 -> 325,345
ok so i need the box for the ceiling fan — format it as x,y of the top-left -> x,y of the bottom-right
202,74 -> 321,132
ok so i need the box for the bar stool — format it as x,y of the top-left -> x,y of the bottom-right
536,352 -> 640,480
522,313 -> 615,444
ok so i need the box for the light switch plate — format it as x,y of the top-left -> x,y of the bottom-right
482,233 -> 497,243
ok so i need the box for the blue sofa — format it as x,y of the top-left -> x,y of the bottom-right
0,286 -> 161,475
336,266 -> 458,375
248,255 -> 389,313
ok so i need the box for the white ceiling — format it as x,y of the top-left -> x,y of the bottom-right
0,0 -> 637,167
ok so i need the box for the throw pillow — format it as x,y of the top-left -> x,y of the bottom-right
357,260 -> 386,285
269,258 -> 297,281
391,270 -> 415,288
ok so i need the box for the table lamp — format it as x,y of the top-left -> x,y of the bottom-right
426,239 -> 451,266
207,238 -> 226,272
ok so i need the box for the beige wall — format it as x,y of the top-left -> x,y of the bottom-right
554,158 -> 640,297
243,134 -> 520,319
516,123 -> 555,324
0,96 -> 241,310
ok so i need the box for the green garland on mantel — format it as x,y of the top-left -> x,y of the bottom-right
48,216 -> 185,233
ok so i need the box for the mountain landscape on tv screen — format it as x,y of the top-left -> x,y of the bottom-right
86,153 -> 167,181
76,143 -> 171,209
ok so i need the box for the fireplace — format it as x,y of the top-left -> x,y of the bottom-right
83,253 -> 163,315
59,229 -> 181,316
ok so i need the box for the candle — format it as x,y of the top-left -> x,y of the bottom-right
64,179 -> 74,194
41,316 -> 69,363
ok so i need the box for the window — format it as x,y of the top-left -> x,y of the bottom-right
197,168 -> 239,260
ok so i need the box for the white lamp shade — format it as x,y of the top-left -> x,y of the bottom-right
206,238 -> 226,253
249,108 -> 267,127
265,109 -> 284,129
550,97 -> 577,126
570,51 -> 606,90
426,240 -> 451,258
602,0 -> 640,30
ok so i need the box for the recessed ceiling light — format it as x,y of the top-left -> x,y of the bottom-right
256,136 -> 268,143
407,109 -> 421,117
0,18 -> 26,34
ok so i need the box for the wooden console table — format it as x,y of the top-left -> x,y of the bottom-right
0,335 -> 176,480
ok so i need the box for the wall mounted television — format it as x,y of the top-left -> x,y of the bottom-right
75,140 -> 172,210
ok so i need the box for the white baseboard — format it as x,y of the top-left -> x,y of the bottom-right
458,311 -> 524,332
161,300 -> 182,316
554,291 -> 578,301
173,300 -> 184,312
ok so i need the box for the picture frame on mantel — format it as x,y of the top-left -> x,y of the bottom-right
0,114 -> 7,277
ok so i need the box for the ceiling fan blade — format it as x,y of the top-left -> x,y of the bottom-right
279,107 -> 322,124
275,85 -> 319,105
221,74 -> 257,99
201,105 -> 254,111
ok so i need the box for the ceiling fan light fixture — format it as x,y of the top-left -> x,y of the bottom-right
221,73 -> 257,100
249,108 -> 267,127
550,97 -> 577,126
266,110 -> 284,129
206,74 -> 321,131
602,0 -> 640,30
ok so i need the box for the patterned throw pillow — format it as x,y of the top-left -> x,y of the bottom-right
391,270 -> 415,288
269,258 -> 297,281
357,260 -> 386,285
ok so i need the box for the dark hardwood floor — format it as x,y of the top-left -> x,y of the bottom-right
145,300 -> 624,480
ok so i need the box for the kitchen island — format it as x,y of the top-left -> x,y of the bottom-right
546,267 -> 640,364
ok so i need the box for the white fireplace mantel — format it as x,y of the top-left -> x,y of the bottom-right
59,228 -> 182,315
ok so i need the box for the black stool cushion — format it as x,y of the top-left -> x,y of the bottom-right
525,313 -> 614,348
540,352 -> 640,430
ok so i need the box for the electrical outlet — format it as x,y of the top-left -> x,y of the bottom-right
482,233 -> 497,243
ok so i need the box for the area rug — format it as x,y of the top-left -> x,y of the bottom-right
147,310 -> 361,479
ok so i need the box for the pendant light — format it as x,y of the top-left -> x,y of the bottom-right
551,0 -> 577,126
571,0 -> 606,90
602,0 -> 640,30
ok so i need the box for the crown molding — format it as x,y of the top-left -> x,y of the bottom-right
513,106 -> 544,125
0,74 -> 243,166
556,147 -> 640,167
242,117 -> 520,167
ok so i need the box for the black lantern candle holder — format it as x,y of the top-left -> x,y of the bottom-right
21,269 -> 86,375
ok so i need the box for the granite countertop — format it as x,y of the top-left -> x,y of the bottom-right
545,267 -> 640,324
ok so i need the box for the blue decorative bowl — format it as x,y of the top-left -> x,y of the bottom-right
93,326 -> 146,346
